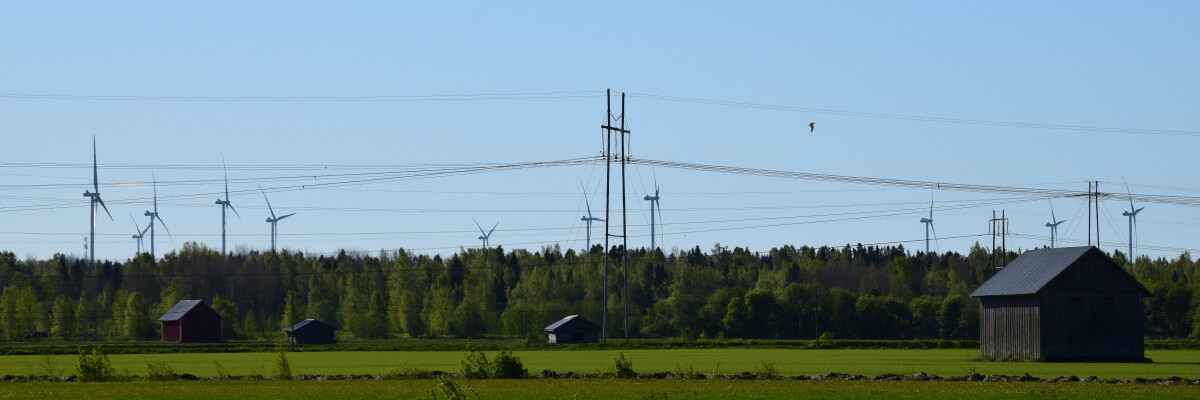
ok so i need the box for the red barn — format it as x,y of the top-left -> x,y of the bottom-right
158,300 -> 224,343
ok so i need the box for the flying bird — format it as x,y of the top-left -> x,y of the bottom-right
808,122 -> 815,133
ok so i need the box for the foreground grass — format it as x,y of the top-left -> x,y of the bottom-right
3,349 -> 1198,380
1,379 -> 1199,400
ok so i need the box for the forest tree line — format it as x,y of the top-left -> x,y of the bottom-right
0,242 -> 1197,342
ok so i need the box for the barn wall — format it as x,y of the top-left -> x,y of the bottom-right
180,303 -> 223,343
1041,291 -> 1143,360
162,321 -> 181,342
978,296 -> 1040,360
1038,253 -> 1146,360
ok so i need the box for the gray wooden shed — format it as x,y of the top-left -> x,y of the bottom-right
971,246 -> 1151,361
544,315 -> 600,344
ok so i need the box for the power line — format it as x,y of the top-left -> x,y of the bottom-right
629,92 -> 1200,137
0,91 -> 605,103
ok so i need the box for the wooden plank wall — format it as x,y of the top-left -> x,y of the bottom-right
979,296 -> 1040,360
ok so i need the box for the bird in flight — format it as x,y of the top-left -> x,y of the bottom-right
808,122 -> 815,133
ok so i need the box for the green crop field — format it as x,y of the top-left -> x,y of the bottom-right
2,349 -> 1198,380
1,379 -> 1199,400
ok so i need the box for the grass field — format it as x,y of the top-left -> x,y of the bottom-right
2,349 -> 1198,380
1,379 -> 1198,399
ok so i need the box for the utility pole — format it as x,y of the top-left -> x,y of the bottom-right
620,93 -> 630,343
989,211 -> 1008,272
1095,181 -> 1100,250
600,89 -> 631,342
1087,181 -> 1092,246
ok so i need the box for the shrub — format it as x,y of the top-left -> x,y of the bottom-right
612,352 -> 636,378
212,360 -> 229,378
387,362 -> 434,379
491,350 -> 527,379
426,374 -> 480,400
460,349 -> 492,379
145,361 -> 176,381
673,362 -> 700,380
76,346 -> 118,382
270,344 -> 292,380
754,360 -> 778,379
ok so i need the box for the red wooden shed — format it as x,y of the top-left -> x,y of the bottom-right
158,299 -> 224,343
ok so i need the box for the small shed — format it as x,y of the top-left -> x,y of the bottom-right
284,319 -> 335,344
158,300 -> 223,343
971,246 -> 1151,361
544,315 -> 600,344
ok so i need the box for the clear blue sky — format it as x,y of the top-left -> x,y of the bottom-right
1,2 -> 1197,262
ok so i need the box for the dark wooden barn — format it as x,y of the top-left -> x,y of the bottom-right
544,315 -> 601,344
284,319 -> 336,344
971,246 -> 1150,361
158,300 -> 223,343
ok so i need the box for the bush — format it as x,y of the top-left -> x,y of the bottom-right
673,362 -> 700,380
491,350 -> 527,379
76,346 -> 118,382
386,362 -> 434,379
426,374 -> 480,400
754,360 -> 778,379
270,344 -> 292,380
145,361 -> 176,381
460,348 -> 526,379
611,352 -> 636,378
460,349 -> 492,379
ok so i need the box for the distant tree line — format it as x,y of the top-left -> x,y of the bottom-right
0,242 -> 1196,342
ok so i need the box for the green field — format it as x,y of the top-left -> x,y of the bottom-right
1,379 -> 1198,400
3,349 -> 1198,380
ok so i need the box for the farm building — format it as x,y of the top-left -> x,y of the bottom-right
971,246 -> 1150,361
158,299 -> 223,343
544,315 -> 600,344
284,319 -> 336,344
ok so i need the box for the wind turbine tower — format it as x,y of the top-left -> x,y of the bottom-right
1045,201 -> 1066,248
143,173 -> 172,261
919,193 -> 938,253
83,138 -> 113,267
643,183 -> 661,250
580,183 -> 604,251
215,160 -> 241,255
260,187 -> 296,252
473,219 -> 498,248
1122,182 -> 1145,262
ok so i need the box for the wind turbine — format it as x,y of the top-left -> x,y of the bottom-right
919,192 -> 938,253
643,182 -> 662,250
83,137 -> 114,267
143,172 -> 172,261
1045,201 -> 1066,248
473,219 -> 498,248
130,215 -> 150,254
261,187 -> 296,252
1122,181 -> 1145,262
580,182 -> 604,251
215,159 -> 241,255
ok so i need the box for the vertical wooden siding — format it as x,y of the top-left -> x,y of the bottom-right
979,296 -> 1040,360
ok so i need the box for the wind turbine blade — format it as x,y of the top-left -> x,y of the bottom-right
473,218 -> 486,235
1135,206 -> 1145,214
1049,200 -> 1057,223
92,137 -> 99,193
97,197 -> 114,221
130,215 -> 140,234
580,181 -> 592,216
228,203 -> 242,221
488,222 -> 499,237
156,215 -> 173,239
1123,178 -> 1136,211
277,213 -> 296,221
223,156 -> 230,199
152,170 -> 159,212
259,187 -> 276,218
930,222 -> 940,252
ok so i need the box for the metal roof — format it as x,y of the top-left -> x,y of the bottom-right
970,246 -> 1093,297
157,299 -> 207,322
284,319 -> 330,332
544,315 -> 599,332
